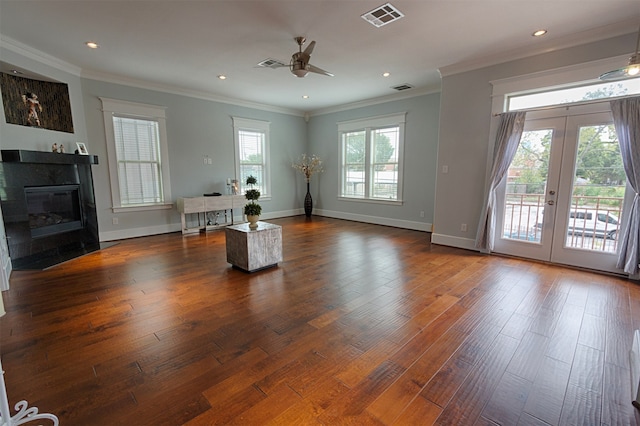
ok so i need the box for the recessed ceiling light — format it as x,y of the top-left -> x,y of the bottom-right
85,41 -> 99,49
217,75 -> 227,80
382,72 -> 390,77
10,70 -> 23,75
302,95 -> 309,99
532,29 -> 547,37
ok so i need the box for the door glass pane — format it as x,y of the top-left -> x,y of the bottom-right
565,124 -> 624,253
502,129 -> 551,243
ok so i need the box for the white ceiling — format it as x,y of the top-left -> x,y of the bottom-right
1,1 -> 639,114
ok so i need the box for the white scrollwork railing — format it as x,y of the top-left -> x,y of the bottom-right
0,359 -> 58,426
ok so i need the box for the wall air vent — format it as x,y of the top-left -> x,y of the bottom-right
391,84 -> 413,91
361,3 -> 404,28
257,58 -> 287,69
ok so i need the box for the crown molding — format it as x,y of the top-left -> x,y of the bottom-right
309,84 -> 441,117
439,18 -> 639,78
0,35 -> 82,76
81,68 -> 304,117
489,54 -> 632,97
1,33 -> 304,117
2,31 -> 439,118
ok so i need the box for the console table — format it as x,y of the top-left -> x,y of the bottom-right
225,222 -> 282,272
176,195 -> 245,235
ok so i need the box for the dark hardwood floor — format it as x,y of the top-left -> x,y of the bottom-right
1,216 -> 639,425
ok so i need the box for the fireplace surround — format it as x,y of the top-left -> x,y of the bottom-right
0,150 -> 102,270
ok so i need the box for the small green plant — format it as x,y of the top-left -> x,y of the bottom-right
243,175 -> 262,216
244,202 -> 262,216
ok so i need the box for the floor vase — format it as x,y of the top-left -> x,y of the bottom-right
304,182 -> 312,217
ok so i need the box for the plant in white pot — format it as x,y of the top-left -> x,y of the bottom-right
243,175 -> 262,229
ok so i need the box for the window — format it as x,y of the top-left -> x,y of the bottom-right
100,98 -> 172,212
338,113 -> 405,202
232,117 -> 270,197
507,79 -> 640,111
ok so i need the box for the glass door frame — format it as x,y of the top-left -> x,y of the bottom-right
493,103 -> 633,274
493,116 -> 565,262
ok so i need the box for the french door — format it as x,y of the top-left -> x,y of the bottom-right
494,106 -> 631,274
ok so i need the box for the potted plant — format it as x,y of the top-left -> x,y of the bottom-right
243,175 -> 262,229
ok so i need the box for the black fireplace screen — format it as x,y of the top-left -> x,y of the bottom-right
24,184 -> 83,238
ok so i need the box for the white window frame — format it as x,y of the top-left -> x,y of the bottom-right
232,117 -> 271,199
100,98 -> 172,213
338,112 -> 406,204
487,55 -> 640,182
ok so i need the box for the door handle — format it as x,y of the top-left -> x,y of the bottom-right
547,200 -> 555,205
549,190 -> 556,195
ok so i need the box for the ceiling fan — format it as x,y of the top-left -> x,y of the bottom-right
259,37 -> 334,78
289,37 -> 334,78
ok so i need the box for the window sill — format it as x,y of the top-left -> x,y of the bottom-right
338,196 -> 403,206
112,203 -> 174,213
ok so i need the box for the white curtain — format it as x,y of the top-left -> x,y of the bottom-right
611,96 -> 640,275
475,111 -> 527,251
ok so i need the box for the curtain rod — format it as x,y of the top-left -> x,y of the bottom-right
493,93 -> 635,116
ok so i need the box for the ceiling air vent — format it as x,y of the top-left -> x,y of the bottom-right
361,3 -> 404,28
257,58 -> 287,69
392,84 -> 413,91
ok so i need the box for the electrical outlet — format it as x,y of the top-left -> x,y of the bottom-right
112,217 -> 119,225
208,158 -> 212,165
442,165 -> 449,174
461,223 -> 467,232
420,211 -> 425,218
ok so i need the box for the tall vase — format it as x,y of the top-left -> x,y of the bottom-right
304,181 -> 312,217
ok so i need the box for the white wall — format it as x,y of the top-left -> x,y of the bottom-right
2,42 -> 439,242
432,33 -> 636,250
80,79 -> 308,241
308,93 -> 440,231
4,31 -> 632,246
1,44 -> 309,242
0,47 -> 88,152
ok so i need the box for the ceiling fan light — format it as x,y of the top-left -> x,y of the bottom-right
600,54 -> 640,80
600,27 -> 640,80
628,57 -> 640,76
292,68 -> 308,78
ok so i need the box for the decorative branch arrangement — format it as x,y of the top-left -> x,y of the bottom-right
292,154 -> 324,183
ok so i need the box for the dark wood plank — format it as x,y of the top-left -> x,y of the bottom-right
434,334 -> 520,425
481,372 -> 532,426
0,216 -> 637,425
522,356 -> 571,425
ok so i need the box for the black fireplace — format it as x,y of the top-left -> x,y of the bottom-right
0,150 -> 102,270
25,184 -> 83,238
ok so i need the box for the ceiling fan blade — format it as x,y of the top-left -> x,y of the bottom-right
308,64 -> 334,77
303,40 -> 316,56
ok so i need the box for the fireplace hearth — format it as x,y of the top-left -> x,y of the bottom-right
0,150 -> 103,270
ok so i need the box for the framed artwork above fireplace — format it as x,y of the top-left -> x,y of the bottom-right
0,71 -> 74,133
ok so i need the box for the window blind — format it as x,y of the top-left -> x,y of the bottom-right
113,116 -> 163,205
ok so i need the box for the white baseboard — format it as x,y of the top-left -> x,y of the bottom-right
99,209 -> 305,242
431,233 -> 478,251
100,208 -> 429,242
314,208 -> 431,232
100,223 -> 181,242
